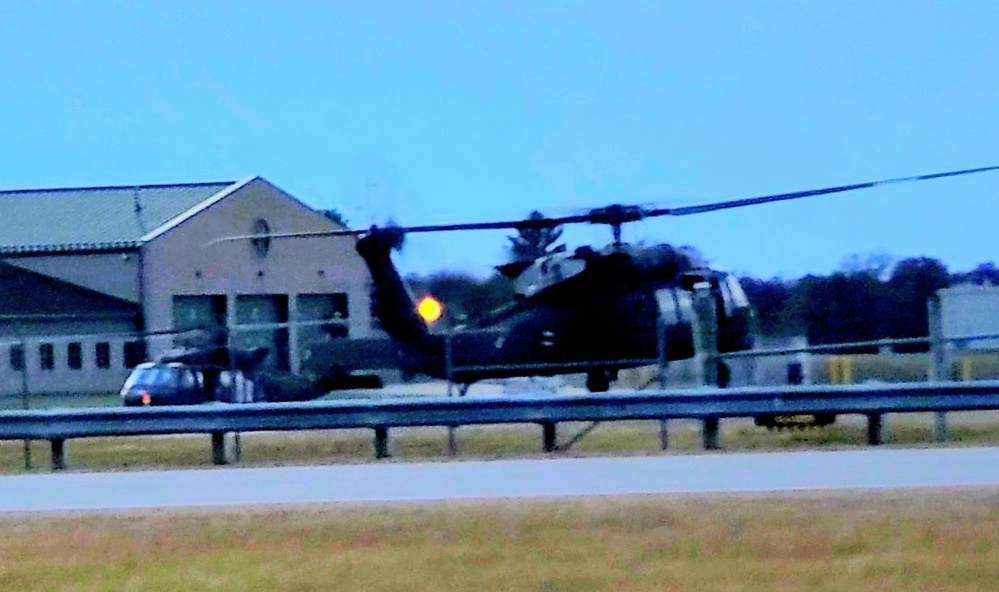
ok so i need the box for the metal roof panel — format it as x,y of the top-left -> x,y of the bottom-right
0,181 -> 235,254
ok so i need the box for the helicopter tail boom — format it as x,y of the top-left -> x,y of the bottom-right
356,228 -> 432,345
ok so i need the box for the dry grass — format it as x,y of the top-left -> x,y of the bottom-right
2,491 -> 999,591
814,353 -> 999,383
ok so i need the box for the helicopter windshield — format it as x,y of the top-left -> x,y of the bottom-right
122,364 -> 182,389
512,252 -> 586,297
725,275 -> 750,308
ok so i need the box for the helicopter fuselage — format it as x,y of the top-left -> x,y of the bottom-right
357,230 -> 755,389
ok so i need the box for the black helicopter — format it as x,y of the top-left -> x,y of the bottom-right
118,326 -> 380,406
236,165 -> 999,394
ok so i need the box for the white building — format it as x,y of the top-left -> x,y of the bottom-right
939,283 -> 999,350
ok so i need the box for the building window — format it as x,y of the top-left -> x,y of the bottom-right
235,294 -> 289,372
123,341 -> 147,369
68,342 -> 83,370
332,293 -> 349,319
297,293 -> 350,339
10,345 -> 24,371
39,343 -> 55,371
95,342 -> 111,369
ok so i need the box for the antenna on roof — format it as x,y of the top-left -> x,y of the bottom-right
132,187 -> 147,235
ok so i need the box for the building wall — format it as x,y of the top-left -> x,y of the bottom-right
141,177 -> 374,372
0,331 -> 140,396
0,318 -> 136,338
2,252 -> 141,302
0,176 -> 375,395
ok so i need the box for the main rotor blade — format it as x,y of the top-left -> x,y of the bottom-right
406,164 -> 999,228
205,229 -> 365,245
645,164 -> 999,217
206,163 -> 999,245
205,216 -> 587,246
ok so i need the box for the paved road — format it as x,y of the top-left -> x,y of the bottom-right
3,447 -> 999,513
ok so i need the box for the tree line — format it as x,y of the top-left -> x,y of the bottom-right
741,259 -> 999,350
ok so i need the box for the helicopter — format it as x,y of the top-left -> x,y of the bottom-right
118,326 -> 381,406
227,164 -> 999,395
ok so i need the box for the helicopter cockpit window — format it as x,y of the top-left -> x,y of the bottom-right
512,253 -> 585,297
674,290 -> 695,323
655,289 -> 680,325
125,365 -> 181,389
715,279 -> 735,317
180,369 -> 197,389
725,275 -> 750,308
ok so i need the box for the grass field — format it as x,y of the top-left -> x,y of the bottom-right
3,412 -> 999,473
2,491 -> 998,591
0,392 -> 120,411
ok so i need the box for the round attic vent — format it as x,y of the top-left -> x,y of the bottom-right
251,218 -> 271,258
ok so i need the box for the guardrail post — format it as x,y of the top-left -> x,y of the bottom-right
447,426 -> 458,456
232,433 -> 242,463
542,422 -> 557,453
927,294 -> 949,442
50,438 -> 66,471
927,294 -> 946,380
702,418 -> 720,450
20,336 -> 31,470
656,318 -> 668,387
961,356 -> 973,382
211,432 -> 228,465
692,283 -> 719,387
867,413 -> 883,446
933,412 -> 949,443
445,330 -> 454,397
374,427 -> 390,459
658,419 -> 669,450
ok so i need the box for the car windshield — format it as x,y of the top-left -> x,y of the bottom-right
123,365 -> 181,389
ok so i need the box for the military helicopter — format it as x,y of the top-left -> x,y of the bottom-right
118,325 -> 380,406
228,164 -> 999,394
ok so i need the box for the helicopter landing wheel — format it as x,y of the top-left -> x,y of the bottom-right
586,371 -> 612,393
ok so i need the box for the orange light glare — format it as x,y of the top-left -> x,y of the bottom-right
417,296 -> 443,323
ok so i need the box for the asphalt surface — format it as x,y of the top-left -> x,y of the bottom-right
2,447 -> 999,513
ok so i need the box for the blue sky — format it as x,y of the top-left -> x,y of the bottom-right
2,1 -> 998,279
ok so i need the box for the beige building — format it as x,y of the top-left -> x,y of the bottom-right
0,177 -> 373,395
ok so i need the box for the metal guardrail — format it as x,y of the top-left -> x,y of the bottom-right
718,333 -> 999,360
4,380 -> 999,471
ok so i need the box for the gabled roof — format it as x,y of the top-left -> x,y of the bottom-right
0,180 -> 239,255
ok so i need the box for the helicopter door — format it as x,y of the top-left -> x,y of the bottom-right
675,289 -> 697,358
713,278 -> 735,317
655,288 -> 696,360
